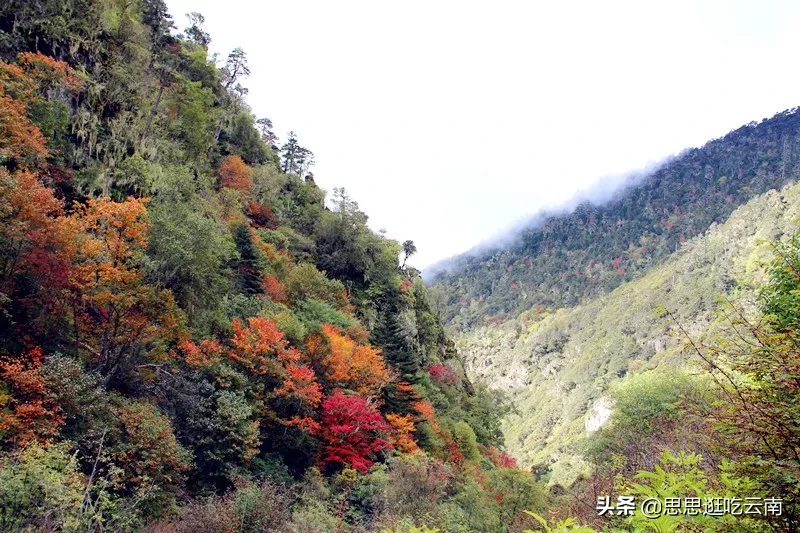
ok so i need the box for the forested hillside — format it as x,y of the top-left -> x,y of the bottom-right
3,1 -> 800,532
0,2 -> 546,531
458,181 -> 800,485
427,107 -> 800,532
431,108 -> 800,330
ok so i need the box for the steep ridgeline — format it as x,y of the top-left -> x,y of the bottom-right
429,108 -> 800,486
0,4 -> 540,531
456,181 -> 800,485
431,108 -> 800,331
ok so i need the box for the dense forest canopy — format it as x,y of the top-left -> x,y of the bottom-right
426,101 -> 800,531
1,1 -> 800,532
0,1 -> 540,531
431,108 -> 800,330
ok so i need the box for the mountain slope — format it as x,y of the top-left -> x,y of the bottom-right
431,109 -> 800,486
457,181 -> 800,484
432,108 -> 800,331
0,5 -> 541,531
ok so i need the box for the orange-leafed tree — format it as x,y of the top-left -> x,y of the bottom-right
386,412 -> 419,454
0,52 -> 83,107
320,323 -> 390,396
14,52 -> 83,94
412,399 -> 439,431
263,273 -> 288,303
0,169 -> 75,340
69,197 -> 182,383
229,317 -> 322,421
0,52 -> 82,170
275,362 -> 323,408
218,154 -> 253,191
0,91 -> 47,168
176,338 -> 224,369
229,316 -> 299,376
0,54 -> 80,344
0,347 -> 64,448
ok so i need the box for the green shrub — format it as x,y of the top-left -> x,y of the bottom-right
295,299 -> 357,329
0,442 -> 127,532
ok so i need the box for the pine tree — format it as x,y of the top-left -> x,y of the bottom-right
232,223 -> 263,295
371,308 -> 421,383
280,132 -> 314,178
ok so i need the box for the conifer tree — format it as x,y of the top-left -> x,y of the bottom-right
232,224 -> 263,295
371,309 -> 420,383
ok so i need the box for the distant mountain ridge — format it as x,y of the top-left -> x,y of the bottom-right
429,107 -> 800,486
431,107 -> 800,331
459,179 -> 800,485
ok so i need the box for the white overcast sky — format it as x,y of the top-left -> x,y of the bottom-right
166,0 -> 800,269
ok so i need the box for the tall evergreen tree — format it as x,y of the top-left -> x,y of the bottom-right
232,223 -> 263,295
371,308 -> 421,383
281,131 -> 314,178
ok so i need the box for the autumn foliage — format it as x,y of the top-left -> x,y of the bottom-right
263,273 -> 288,303
0,347 -> 63,448
482,446 -> 518,469
229,317 -> 301,374
218,155 -> 253,191
0,93 -> 47,166
386,413 -> 419,454
0,44 -> 526,531
177,338 -> 224,369
246,200 -> 278,229
319,390 -> 392,473
70,197 -> 181,379
0,52 -> 80,169
0,169 -> 73,332
0,53 -> 82,340
229,317 -> 322,411
321,323 -> 390,396
428,363 -> 458,385
6,52 -> 83,101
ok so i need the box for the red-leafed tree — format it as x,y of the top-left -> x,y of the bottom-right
0,54 -> 81,342
319,390 -> 392,473
0,347 -> 64,448
482,446 -> 518,469
428,363 -> 458,386
263,273 -> 288,303
0,168 -> 75,338
246,200 -> 278,229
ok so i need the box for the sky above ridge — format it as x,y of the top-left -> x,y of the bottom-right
166,0 -> 800,269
